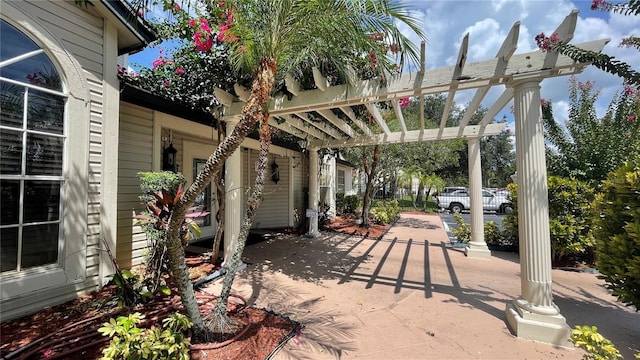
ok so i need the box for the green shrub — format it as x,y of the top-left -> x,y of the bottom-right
451,212 -> 470,243
344,195 -> 361,214
370,199 -> 400,225
484,221 -> 503,246
500,178 -> 596,260
594,160 -> 640,310
547,176 -> 596,262
570,325 -> 622,360
98,312 -> 192,360
138,171 -> 186,206
336,192 -> 346,213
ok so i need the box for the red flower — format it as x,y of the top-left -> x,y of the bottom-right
591,0 -> 607,10
628,115 -> 635,122
174,3 -> 181,10
399,97 -> 410,109
535,32 -> 560,52
624,86 -> 636,96
175,67 -> 185,75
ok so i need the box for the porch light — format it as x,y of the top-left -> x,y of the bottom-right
163,143 -> 178,172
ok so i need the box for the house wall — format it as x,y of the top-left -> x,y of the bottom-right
0,1 -> 112,321
116,104 -> 306,266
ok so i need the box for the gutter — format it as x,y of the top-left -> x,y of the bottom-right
100,0 -> 157,54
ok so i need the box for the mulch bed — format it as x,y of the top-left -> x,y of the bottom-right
321,213 -> 399,239
0,256 -> 297,360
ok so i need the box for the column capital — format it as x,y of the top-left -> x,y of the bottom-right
506,71 -> 550,89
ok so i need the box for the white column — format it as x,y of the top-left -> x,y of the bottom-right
465,137 -> 491,258
222,119 -> 242,267
307,148 -> 321,237
505,77 -> 570,346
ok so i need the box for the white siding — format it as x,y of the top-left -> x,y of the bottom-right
0,0 -> 108,321
117,103 -> 154,268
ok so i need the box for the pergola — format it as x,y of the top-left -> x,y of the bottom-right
217,10 -> 608,346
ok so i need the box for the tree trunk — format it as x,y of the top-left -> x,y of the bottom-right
211,123 -> 226,264
208,107 -> 272,333
362,146 -> 380,227
164,58 -> 277,341
416,183 -> 424,207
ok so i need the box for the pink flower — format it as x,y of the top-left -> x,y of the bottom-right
578,81 -> 594,91
239,45 -> 247,52
175,67 -> 184,75
193,32 -> 213,51
389,43 -> 399,53
152,58 -> 165,70
199,18 -> 211,33
174,3 -> 181,10
591,0 -> 607,10
535,32 -> 559,52
399,97 -> 410,109
624,86 -> 636,96
188,19 -> 196,27
628,115 -> 635,122
163,80 -> 170,87
137,10 -> 144,17
505,129 -> 511,134
43,349 -> 53,357
540,98 -> 550,106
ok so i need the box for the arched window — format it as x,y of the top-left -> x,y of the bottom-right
0,19 -> 66,273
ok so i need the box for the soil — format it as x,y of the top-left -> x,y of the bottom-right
321,212 -> 399,239
0,255 -> 296,360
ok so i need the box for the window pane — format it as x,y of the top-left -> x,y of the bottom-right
24,181 -> 60,223
0,21 -> 62,92
27,90 -> 64,134
26,133 -> 63,175
0,128 -> 23,174
21,223 -> 59,269
0,227 -> 18,272
1,180 -> 20,225
0,81 -> 25,128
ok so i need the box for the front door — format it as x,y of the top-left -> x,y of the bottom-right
183,141 -> 218,239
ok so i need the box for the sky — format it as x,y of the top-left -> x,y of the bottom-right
130,0 -> 640,132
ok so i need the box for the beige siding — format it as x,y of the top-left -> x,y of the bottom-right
116,103 -> 154,268
292,157 -> 305,227
0,0 -> 107,321
245,150 -> 291,228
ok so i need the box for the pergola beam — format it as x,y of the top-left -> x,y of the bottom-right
315,122 -> 506,148
293,112 -> 344,139
316,109 -> 359,138
439,33 -> 468,132
365,103 -> 391,134
280,114 -> 329,141
391,99 -> 407,134
228,39 -> 607,117
339,106 -> 375,137
479,88 -> 514,127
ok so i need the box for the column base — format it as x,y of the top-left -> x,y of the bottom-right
464,243 -> 491,258
305,231 -> 321,238
505,299 -> 571,347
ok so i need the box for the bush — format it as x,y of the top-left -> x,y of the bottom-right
594,160 -> 640,310
138,171 -> 186,206
500,178 -> 597,261
547,176 -> 596,262
98,312 -> 192,360
484,221 -> 503,246
336,192 -> 346,213
344,195 -> 361,214
570,325 -> 622,360
451,212 -> 470,243
370,199 -> 400,225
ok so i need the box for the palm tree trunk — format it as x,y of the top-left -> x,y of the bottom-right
208,108 -> 272,334
164,58 -> 277,341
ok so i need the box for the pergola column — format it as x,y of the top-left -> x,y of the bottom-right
505,77 -> 570,346
222,119 -> 242,267
465,137 -> 491,258
307,147 -> 321,237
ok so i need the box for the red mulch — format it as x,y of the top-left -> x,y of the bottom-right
321,213 -> 399,239
0,256 -> 296,360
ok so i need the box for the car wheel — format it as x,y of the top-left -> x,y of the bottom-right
450,203 -> 463,213
501,204 -> 513,214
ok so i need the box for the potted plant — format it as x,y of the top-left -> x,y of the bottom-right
354,207 -> 363,225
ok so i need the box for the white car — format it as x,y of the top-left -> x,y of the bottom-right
435,189 -> 513,214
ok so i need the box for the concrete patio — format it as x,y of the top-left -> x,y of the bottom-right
204,213 -> 639,359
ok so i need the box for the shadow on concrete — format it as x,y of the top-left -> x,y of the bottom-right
393,216 -> 440,230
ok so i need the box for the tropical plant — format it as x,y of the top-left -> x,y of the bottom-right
570,325 -> 623,360
593,160 -> 640,310
451,212 -> 471,243
98,312 -> 192,360
535,0 -> 640,88
370,199 -> 400,224
541,79 -> 640,187
136,0 -> 425,341
483,221 -> 503,247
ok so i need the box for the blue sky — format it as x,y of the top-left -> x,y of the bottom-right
130,0 -> 640,132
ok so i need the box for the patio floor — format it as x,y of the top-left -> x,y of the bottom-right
204,213 -> 640,359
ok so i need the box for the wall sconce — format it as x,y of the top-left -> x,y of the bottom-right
163,143 -> 178,172
297,137 -> 308,152
271,159 -> 280,184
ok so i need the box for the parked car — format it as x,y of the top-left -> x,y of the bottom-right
435,189 -> 513,214
437,186 -> 467,195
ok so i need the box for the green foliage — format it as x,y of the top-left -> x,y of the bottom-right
547,176 -> 596,262
451,212 -> 471,243
138,171 -> 186,205
370,199 -> 400,225
344,195 -> 362,214
336,192 -> 346,214
594,160 -> 640,310
542,80 -> 640,187
501,178 -> 597,261
98,312 -> 192,360
484,221 -> 504,246
569,325 -> 622,360
110,268 -> 169,308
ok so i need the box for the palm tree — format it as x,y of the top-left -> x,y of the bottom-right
158,0 -> 425,341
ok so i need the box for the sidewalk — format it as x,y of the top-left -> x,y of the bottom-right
206,213 -> 640,359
